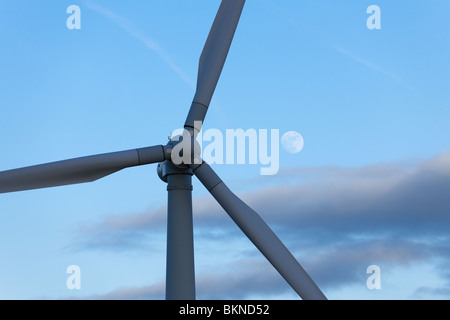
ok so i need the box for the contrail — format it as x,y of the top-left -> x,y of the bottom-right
84,2 -> 195,88
333,46 -> 410,89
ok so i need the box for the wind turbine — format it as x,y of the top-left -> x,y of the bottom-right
0,0 -> 326,300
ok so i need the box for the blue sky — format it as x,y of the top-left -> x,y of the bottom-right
0,0 -> 450,299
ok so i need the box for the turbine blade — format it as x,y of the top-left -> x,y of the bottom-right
192,161 -> 327,300
185,0 -> 246,135
0,145 -> 166,194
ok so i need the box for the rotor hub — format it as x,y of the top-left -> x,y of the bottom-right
157,131 -> 201,183
165,132 -> 202,168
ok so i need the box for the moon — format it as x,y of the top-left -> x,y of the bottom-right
281,131 -> 304,154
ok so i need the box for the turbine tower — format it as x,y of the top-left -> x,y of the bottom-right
0,0 -> 326,300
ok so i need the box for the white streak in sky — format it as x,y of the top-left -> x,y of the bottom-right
333,46 -> 410,89
84,2 -> 195,88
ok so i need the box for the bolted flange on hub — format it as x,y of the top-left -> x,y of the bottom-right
157,161 -> 193,183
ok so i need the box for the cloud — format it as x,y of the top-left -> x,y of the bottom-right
413,286 -> 450,300
68,153 -> 450,299
70,282 -> 165,300
84,2 -> 195,88
245,153 -> 450,239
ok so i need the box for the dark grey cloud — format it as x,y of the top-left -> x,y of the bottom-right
71,282 -> 165,300
245,153 -> 450,240
67,153 -> 450,299
73,258 -> 291,300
